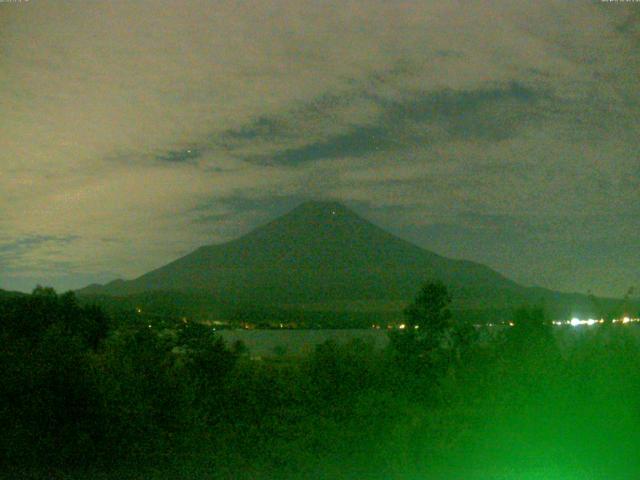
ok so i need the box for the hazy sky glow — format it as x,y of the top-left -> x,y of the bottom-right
1,1 -> 638,296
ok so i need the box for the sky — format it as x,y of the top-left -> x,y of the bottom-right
1,0 -> 638,297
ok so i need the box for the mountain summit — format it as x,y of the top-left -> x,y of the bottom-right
79,201 -> 607,318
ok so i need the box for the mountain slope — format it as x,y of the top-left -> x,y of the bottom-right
0,288 -> 26,299
80,202 -> 521,303
78,201 -> 623,318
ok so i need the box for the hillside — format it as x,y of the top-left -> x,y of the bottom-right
0,289 -> 26,299
78,201 -> 627,321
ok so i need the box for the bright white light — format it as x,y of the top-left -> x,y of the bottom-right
623,317 -> 631,324
399,324 -> 406,330
570,318 -> 581,327
586,319 -> 596,326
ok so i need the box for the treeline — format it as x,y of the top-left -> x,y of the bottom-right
2,284 -> 640,478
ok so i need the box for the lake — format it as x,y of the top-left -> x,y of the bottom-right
218,324 -> 640,358
218,328 -> 389,357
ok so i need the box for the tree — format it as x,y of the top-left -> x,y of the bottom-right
404,281 -> 452,340
175,322 -> 238,424
0,287 -> 106,467
390,281 -> 455,374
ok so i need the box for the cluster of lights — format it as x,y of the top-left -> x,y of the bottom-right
551,316 -> 640,327
396,324 -> 420,330
563,318 -> 603,327
464,318 -> 640,328
471,322 -> 514,328
613,316 -> 639,325
370,324 -> 422,330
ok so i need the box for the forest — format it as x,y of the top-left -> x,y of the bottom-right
2,284 -> 640,479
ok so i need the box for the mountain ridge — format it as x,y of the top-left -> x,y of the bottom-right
77,201 -> 624,319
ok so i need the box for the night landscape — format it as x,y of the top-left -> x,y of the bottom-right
1,1 -> 639,479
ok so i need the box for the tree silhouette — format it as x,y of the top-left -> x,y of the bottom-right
391,281 -> 455,374
404,281 -> 452,340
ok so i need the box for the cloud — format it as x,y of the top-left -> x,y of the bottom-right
0,0 -> 638,296
226,81 -> 546,166
0,235 -> 79,261
156,148 -> 202,164
0,235 -> 80,280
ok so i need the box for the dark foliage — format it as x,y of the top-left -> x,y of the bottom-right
2,286 -> 640,479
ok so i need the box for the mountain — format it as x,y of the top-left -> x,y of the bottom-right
78,201 -> 624,321
0,288 -> 26,299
